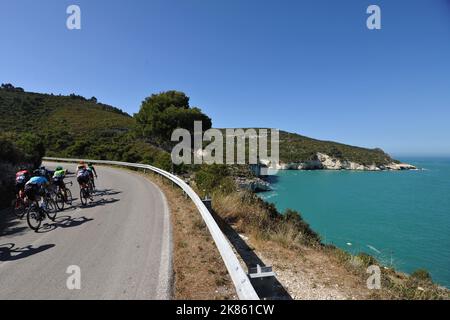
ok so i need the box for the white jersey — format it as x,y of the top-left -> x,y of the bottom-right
77,168 -> 89,178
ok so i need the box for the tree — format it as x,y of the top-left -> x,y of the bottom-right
1,83 -> 24,92
1,83 -> 14,90
134,91 -> 212,147
194,164 -> 235,196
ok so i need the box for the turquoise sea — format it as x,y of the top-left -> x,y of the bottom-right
259,157 -> 450,288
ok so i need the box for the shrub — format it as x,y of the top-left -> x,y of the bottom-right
0,134 -> 44,208
212,191 -> 321,248
411,269 -> 432,282
194,164 -> 235,197
356,252 -> 379,267
282,209 -> 321,245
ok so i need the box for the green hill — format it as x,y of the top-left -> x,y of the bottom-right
0,86 -> 171,169
278,131 -> 396,166
218,129 -> 396,166
0,85 -> 398,169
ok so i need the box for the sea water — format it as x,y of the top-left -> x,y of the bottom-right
259,157 -> 450,288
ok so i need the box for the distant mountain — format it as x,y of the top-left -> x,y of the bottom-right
219,129 -> 405,170
277,131 -> 402,168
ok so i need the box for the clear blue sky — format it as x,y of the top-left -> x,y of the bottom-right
1,0 -> 449,156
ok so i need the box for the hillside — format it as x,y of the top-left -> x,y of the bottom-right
218,129 -> 402,169
1,86 -> 403,170
278,131 -> 397,166
0,86 -> 171,170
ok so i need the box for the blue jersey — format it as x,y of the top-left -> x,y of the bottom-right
26,176 -> 49,186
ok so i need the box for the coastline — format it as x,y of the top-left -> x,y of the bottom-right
240,153 -> 418,192
254,158 -> 450,290
262,153 -> 417,172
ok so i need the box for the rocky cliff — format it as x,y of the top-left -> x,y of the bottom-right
236,177 -> 271,192
263,153 -> 417,171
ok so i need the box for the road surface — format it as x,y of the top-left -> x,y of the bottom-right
0,162 -> 172,300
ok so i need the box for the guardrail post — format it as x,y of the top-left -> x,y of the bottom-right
202,196 -> 212,211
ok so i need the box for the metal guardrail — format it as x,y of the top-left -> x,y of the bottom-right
43,157 -> 259,300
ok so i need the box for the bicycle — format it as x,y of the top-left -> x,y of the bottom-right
79,183 -> 92,206
12,189 -> 29,219
87,173 -> 97,194
26,191 -> 58,231
53,181 -> 73,211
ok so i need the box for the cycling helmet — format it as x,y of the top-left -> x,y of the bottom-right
40,166 -> 46,170
33,169 -> 41,176
56,166 -> 63,171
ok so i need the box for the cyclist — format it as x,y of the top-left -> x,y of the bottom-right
37,166 -> 51,180
15,167 -> 30,199
24,175 -> 50,210
87,163 -> 98,188
52,166 -> 68,199
76,164 -> 93,201
75,161 -> 86,173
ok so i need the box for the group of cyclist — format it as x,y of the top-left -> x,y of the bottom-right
14,161 -> 98,209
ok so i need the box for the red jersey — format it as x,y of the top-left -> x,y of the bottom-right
15,170 -> 30,183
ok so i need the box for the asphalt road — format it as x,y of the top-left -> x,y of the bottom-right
0,162 -> 172,300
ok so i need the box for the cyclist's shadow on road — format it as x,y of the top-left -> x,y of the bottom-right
0,212 -> 28,238
37,216 -> 94,233
81,197 -> 120,209
94,189 -> 122,197
0,243 -> 55,262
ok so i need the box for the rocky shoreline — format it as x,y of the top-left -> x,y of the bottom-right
237,153 -> 417,191
263,152 -> 417,171
236,176 -> 271,192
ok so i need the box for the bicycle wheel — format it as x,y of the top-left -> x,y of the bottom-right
26,204 -> 42,231
65,189 -> 73,206
80,188 -> 88,206
13,198 -> 26,219
88,180 -> 94,194
55,193 -> 65,211
45,199 -> 58,221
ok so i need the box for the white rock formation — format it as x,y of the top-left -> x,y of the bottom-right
268,153 -> 417,171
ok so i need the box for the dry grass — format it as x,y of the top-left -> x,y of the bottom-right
212,191 -> 321,249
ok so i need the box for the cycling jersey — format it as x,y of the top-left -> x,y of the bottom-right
77,169 -> 90,186
53,170 -> 65,186
77,169 -> 90,178
53,169 -> 66,179
87,165 -> 97,176
26,176 -> 49,186
16,170 -> 29,178
15,170 -> 29,195
15,170 -> 30,183
38,169 -> 49,178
